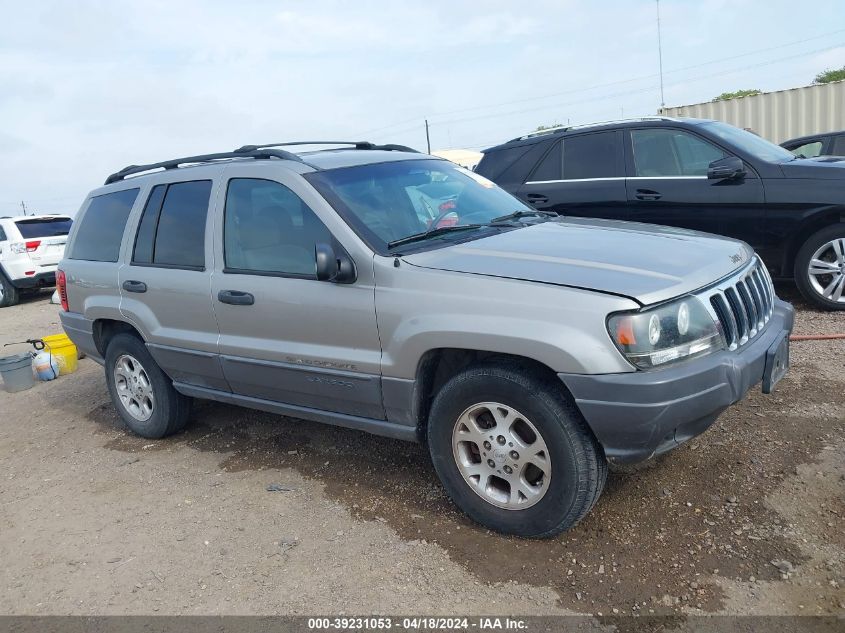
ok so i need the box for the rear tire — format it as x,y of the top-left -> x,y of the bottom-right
104,333 -> 191,438
427,362 -> 606,538
0,272 -> 20,308
794,224 -> 845,310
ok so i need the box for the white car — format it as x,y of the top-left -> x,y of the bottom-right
0,214 -> 73,307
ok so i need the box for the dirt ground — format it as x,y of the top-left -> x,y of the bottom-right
0,286 -> 842,620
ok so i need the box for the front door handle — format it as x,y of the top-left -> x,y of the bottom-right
218,290 -> 255,306
122,280 -> 147,293
635,189 -> 662,201
526,193 -> 549,204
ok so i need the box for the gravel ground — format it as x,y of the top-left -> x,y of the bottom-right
0,285 -> 842,620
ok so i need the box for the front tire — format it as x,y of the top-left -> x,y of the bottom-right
427,363 -> 606,538
0,272 -> 20,308
795,224 -> 845,310
104,333 -> 191,438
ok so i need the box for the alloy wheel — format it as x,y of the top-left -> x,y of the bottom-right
451,401 -> 551,510
807,237 -> 845,303
113,354 -> 155,421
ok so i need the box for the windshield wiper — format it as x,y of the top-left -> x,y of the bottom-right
488,209 -> 558,225
387,224 -> 485,250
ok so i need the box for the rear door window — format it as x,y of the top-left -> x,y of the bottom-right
15,217 -> 73,238
831,135 -> 845,156
69,189 -> 139,262
529,142 -> 562,181
132,180 -> 211,270
562,132 -> 621,179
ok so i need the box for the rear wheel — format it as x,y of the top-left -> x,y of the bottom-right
795,224 -> 845,310
0,272 -> 20,308
427,363 -> 606,538
104,333 -> 191,438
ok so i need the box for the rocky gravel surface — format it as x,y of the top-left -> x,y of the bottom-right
0,287 -> 842,620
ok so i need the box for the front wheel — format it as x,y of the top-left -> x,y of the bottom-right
795,224 -> 845,310
427,363 -> 606,538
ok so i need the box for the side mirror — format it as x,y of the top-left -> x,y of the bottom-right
707,156 -> 746,180
315,242 -> 357,284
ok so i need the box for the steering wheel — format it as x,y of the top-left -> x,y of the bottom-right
428,208 -> 459,230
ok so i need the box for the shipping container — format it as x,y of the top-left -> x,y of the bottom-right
659,80 -> 845,144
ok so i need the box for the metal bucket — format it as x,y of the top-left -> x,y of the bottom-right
0,353 -> 35,392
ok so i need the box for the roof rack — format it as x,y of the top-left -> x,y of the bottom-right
509,116 -> 679,143
104,148 -> 314,185
234,141 -> 420,153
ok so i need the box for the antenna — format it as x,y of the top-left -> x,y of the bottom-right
656,0 -> 666,109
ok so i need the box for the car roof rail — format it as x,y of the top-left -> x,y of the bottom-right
508,116 -> 681,143
104,148 -> 316,185
234,141 -> 421,153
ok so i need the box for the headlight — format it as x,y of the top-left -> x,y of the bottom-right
607,296 -> 724,369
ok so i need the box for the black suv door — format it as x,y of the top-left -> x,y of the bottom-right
516,131 -> 627,220
624,127 -> 765,245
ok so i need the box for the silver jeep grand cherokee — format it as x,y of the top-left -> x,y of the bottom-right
58,142 -> 793,538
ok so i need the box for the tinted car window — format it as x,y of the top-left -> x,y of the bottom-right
224,178 -> 331,277
476,145 -> 533,180
69,188 -> 139,262
529,142 -> 562,181
15,218 -> 73,238
132,184 -> 166,264
143,180 -> 211,269
831,136 -> 845,156
788,140 -> 823,158
631,129 -> 726,177
0,226 -> 6,241
563,132 -> 619,179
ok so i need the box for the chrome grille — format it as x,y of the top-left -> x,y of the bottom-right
705,258 -> 774,351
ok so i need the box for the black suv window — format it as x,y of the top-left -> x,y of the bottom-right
224,178 -> 331,278
132,181 -> 211,270
631,129 -> 726,177
530,142 -> 562,181
69,188 -> 139,262
562,132 -> 619,180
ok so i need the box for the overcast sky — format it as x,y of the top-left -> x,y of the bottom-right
1,0 -> 844,216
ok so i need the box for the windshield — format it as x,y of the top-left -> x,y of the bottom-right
701,121 -> 795,163
15,217 -> 73,238
305,159 -> 534,253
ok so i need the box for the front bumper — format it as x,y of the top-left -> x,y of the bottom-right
560,299 -> 794,464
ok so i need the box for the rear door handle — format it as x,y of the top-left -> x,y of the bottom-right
635,189 -> 662,201
218,290 -> 255,306
526,193 -> 549,205
122,280 -> 147,293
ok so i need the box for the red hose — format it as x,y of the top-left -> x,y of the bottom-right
790,334 -> 845,341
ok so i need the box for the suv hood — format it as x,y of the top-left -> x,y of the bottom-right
402,218 -> 753,306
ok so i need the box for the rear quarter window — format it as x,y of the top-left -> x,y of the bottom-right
68,188 -> 139,262
15,217 -> 73,239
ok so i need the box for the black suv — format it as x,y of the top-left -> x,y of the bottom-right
476,117 -> 845,310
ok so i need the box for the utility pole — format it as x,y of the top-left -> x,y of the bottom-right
656,0 -> 666,110
20,200 -> 27,215
425,119 -> 431,154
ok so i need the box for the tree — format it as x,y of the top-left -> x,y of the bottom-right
712,89 -> 762,102
535,123 -> 564,131
814,66 -> 845,84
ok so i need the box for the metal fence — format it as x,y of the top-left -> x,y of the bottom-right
659,80 -> 845,143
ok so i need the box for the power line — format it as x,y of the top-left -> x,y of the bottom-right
355,27 -> 845,137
